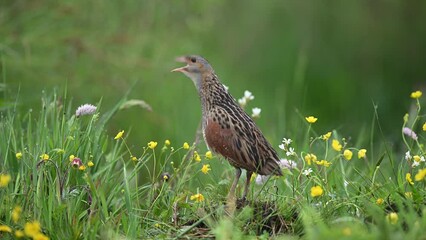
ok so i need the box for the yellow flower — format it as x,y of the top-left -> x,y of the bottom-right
414,168 -> 426,181
183,142 -> 190,150
413,155 -> 421,162
131,156 -> 137,161
163,175 -> 169,181
410,90 -> 422,99
12,206 -> 22,223
0,225 -> 12,233
190,193 -> 205,202
16,152 -> 23,160
304,153 -> 317,165
343,149 -> 353,160
386,212 -> 398,225
0,174 -> 11,187
321,132 -> 332,141
148,141 -> 158,149
114,130 -> 124,140
405,192 -> 413,198
40,154 -> 49,161
332,139 -> 342,151
342,227 -> 351,236
376,198 -> 384,205
69,155 -> 75,162
406,173 -> 414,185
201,164 -> 211,174
305,116 -> 318,123
15,230 -> 25,238
24,221 -> 41,238
250,173 -> 257,182
423,122 -> 426,131
88,161 -> 94,167
154,223 -> 160,228
79,165 -> 86,171
193,151 -> 201,162
205,151 -> 213,159
33,232 -> 49,240
358,149 -> 367,159
310,186 -> 324,197
315,160 -> 332,167
165,139 -> 171,146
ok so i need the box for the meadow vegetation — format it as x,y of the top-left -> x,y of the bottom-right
1,89 -> 426,239
1,1 -> 426,239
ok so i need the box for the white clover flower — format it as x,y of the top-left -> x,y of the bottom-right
302,168 -> 313,176
405,151 -> 412,161
255,174 -> 269,185
278,158 -> 297,169
278,143 -> 285,150
344,180 -> 349,187
403,127 -> 418,140
412,155 -> 426,167
244,90 -> 254,100
412,161 -> 420,167
76,104 -> 97,117
222,84 -> 229,91
238,97 -> 247,107
313,201 -> 323,208
286,147 -> 295,156
282,138 -> 292,146
251,107 -> 261,118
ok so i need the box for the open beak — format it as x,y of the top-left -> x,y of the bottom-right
171,56 -> 189,73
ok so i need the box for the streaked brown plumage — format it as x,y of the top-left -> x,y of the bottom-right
172,55 -> 282,200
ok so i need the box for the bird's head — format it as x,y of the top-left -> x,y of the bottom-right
171,55 -> 214,88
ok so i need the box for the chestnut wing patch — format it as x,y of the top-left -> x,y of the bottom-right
204,119 -> 239,162
203,106 -> 281,175
204,118 -> 258,171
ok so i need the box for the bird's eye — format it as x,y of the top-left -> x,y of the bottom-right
190,57 -> 196,63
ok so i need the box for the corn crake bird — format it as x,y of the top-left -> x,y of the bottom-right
172,55 -> 282,201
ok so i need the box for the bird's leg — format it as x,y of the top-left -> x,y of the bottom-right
242,171 -> 253,201
228,168 -> 242,200
225,168 -> 241,216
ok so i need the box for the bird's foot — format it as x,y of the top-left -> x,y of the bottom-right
236,197 -> 249,209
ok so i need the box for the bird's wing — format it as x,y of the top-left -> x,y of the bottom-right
206,105 -> 282,175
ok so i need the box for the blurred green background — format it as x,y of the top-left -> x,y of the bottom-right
1,0 -> 425,149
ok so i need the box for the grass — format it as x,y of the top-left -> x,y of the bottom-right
1,1 -> 425,239
0,89 -> 426,239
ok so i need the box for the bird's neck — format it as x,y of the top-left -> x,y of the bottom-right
198,73 -> 229,113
